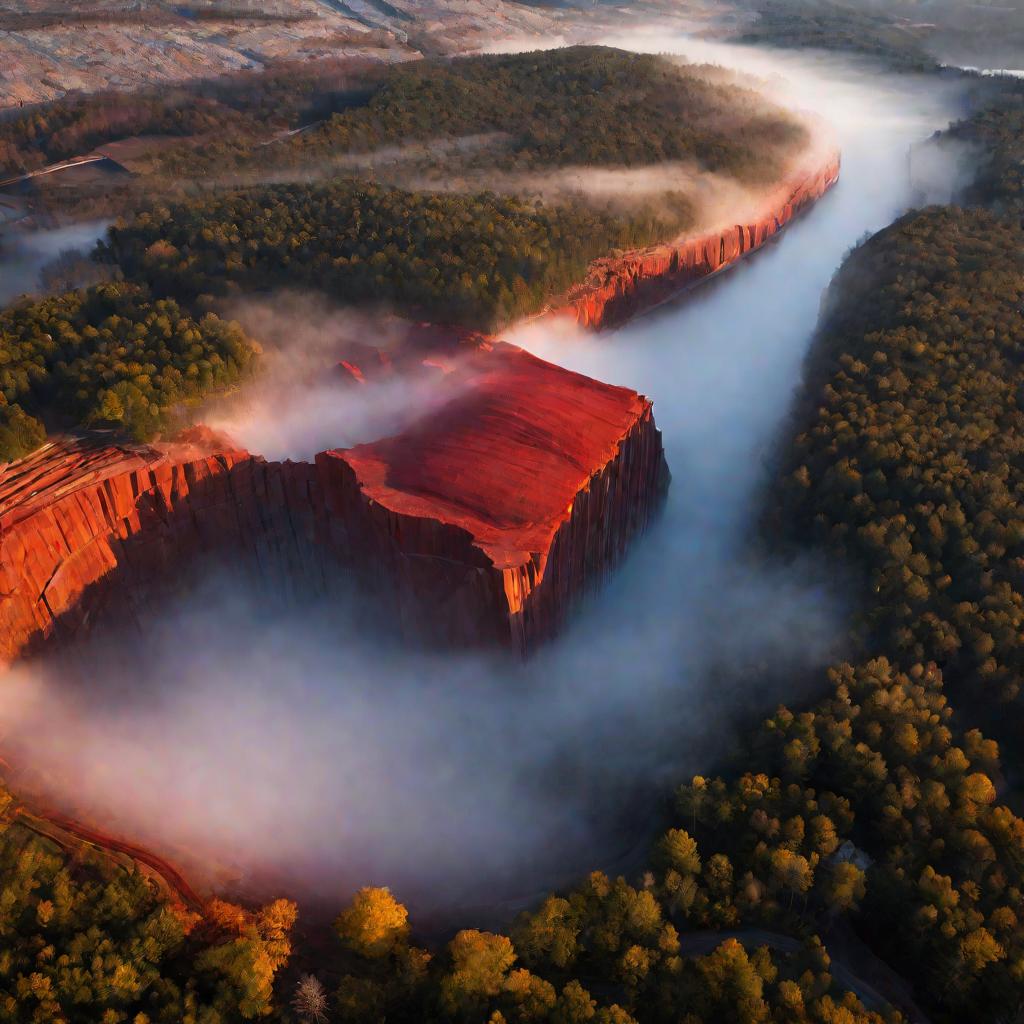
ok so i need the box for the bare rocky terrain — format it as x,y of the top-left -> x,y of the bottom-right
0,0 -> 563,108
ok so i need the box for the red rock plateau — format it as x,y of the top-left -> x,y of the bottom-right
0,345 -> 668,662
320,342 -> 669,650
547,149 -> 842,330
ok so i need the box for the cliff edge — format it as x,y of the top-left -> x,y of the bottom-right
319,343 -> 669,652
0,346 -> 669,661
0,427 -> 327,665
548,149 -> 842,330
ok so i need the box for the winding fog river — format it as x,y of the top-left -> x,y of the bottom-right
0,37 -> 968,924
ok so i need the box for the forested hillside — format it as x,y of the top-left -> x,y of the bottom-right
753,94 -> 1024,1021
0,93 -> 251,178
0,283 -> 257,459
0,46 -> 807,220
0,781 -> 298,1024
775,205 -> 1024,704
280,47 -> 806,186
740,0 -> 936,70
1,786 -> 909,1024
939,103 -> 1024,209
105,179 -> 692,329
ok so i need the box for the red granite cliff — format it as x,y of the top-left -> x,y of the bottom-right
317,343 -> 669,652
0,428 -> 327,665
0,347 -> 668,661
546,149 -> 842,330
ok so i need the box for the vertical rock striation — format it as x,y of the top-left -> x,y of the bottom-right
0,347 -> 669,661
317,343 -> 670,653
547,151 -> 842,330
0,428 -> 327,664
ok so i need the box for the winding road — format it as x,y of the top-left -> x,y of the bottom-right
9,802 -> 205,913
0,154 -> 106,190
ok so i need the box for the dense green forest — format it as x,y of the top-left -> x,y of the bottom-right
0,782 -> 299,1023
774,204 -> 1024,705
277,47 -> 806,186
289,648 -> 1022,1024
740,0 -> 936,70
938,103 -> 1024,209
0,283 -> 257,459
104,180 -> 691,329
755,97 -> 1024,1019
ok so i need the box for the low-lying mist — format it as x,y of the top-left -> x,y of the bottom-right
0,219 -> 109,306
394,139 -> 830,236
202,297 -> 473,462
0,36 -> 968,924
1,554 -> 840,925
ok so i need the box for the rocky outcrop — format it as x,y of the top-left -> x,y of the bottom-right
333,323 -> 487,385
0,427 -> 328,665
317,343 -> 670,652
547,150 -> 842,330
0,347 -> 669,661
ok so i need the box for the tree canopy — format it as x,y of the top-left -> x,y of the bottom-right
0,283 -> 257,458
105,179 -> 692,330
283,46 -> 806,186
0,784 -> 296,1024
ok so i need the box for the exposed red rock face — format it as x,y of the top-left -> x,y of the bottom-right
0,346 -> 668,661
317,343 -> 669,652
548,151 -> 842,330
0,428 -> 326,665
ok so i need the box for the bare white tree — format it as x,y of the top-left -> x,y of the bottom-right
292,974 -> 329,1023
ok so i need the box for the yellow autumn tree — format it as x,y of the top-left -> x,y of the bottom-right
335,886 -> 410,959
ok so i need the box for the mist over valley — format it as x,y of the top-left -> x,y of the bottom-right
0,6 -> 1022,1023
